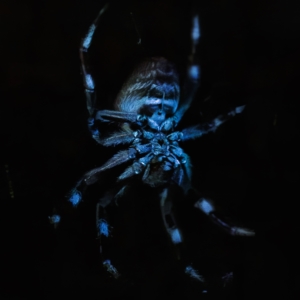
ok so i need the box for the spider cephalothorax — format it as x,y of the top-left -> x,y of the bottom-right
54,3 -> 255,285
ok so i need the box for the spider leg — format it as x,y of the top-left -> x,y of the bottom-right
80,4 -> 109,143
87,148 -> 137,180
99,130 -> 137,147
172,153 -> 192,193
117,152 -> 154,181
160,188 -> 205,282
160,188 -> 183,251
194,196 -> 255,237
95,188 -> 125,279
114,185 -> 130,202
69,144 -> 152,206
95,109 -> 141,124
180,105 -> 245,141
68,148 -> 138,206
82,149 -> 138,184
173,14 -> 201,125
182,153 -> 192,182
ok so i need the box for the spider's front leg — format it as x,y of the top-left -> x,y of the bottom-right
79,4 -> 109,143
163,14 -> 200,132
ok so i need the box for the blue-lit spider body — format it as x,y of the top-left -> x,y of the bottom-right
65,4 -> 255,282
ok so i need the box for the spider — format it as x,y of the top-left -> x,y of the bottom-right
59,3 -> 255,282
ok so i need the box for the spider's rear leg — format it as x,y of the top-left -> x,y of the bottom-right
194,196 -> 255,237
96,186 -> 130,279
160,188 -> 205,283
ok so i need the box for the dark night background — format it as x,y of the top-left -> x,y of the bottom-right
1,0 -> 300,299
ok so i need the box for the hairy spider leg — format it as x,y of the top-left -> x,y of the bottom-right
95,184 -> 130,239
68,148 -> 137,206
172,15 -> 201,126
194,196 -> 255,237
79,3 -> 109,143
180,105 -> 246,141
94,110 -> 140,124
83,149 -> 137,184
171,153 -> 192,192
117,152 -> 154,181
160,188 -> 205,283
68,144 -> 152,206
98,130 -> 136,147
95,184 -> 131,278
94,189 -> 121,278
160,188 -> 183,254
79,3 -> 145,143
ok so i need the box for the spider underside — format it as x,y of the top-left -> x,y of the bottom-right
56,3 -> 255,286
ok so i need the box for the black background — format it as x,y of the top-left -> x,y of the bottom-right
1,0 -> 300,299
